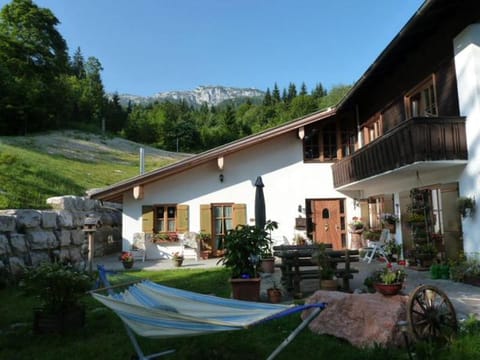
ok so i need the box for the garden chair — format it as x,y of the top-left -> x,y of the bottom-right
363,229 -> 391,264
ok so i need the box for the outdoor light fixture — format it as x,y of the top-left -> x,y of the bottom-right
219,174 -> 224,182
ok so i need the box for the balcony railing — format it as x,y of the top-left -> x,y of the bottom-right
332,116 -> 467,188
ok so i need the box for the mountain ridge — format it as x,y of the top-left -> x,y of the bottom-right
114,85 -> 265,107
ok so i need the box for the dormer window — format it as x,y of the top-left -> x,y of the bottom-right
405,76 -> 438,118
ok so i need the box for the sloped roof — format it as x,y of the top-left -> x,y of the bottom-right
88,107 -> 336,202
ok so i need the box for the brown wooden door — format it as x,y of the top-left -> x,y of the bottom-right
312,199 -> 343,249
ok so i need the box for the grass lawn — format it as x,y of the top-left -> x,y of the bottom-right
1,267 -> 478,360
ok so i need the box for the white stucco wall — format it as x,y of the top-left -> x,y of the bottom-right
122,131 -> 355,254
454,23 -> 480,254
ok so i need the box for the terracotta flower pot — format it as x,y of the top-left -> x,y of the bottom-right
373,282 -> 403,296
267,288 -> 282,303
122,261 -> 134,269
261,257 -> 275,273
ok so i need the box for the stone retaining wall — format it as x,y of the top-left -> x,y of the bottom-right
0,196 -> 122,276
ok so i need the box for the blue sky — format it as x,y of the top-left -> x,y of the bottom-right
1,0 -> 424,96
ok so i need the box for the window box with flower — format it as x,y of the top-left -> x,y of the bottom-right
152,232 -> 179,244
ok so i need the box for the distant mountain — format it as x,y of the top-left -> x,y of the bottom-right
114,85 -> 265,107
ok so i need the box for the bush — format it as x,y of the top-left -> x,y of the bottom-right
23,262 -> 92,312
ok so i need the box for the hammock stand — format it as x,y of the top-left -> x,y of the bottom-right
92,265 -> 326,360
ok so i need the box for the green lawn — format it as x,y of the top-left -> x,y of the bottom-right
0,132 -> 180,209
1,268 -> 478,360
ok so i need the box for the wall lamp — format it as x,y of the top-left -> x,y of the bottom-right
219,174 -> 224,182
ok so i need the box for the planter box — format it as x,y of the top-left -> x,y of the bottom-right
463,276 -> 480,287
33,305 -> 85,335
230,278 -> 261,301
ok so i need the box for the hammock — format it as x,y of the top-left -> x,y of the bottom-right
92,265 -> 326,360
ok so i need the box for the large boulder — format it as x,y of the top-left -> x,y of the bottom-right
302,290 -> 408,348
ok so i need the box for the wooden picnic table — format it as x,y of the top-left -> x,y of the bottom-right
273,244 -> 359,295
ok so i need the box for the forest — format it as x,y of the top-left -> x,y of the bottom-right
0,0 -> 350,153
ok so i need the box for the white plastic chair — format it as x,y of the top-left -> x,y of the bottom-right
131,232 -> 146,262
363,229 -> 391,264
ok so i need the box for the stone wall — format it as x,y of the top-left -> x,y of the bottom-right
0,196 -> 122,276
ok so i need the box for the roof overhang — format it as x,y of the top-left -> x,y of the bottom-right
88,107 -> 337,202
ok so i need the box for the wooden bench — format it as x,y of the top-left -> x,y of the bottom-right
273,244 -> 360,295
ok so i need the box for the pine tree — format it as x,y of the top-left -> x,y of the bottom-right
300,82 -> 308,96
71,47 -> 86,79
312,82 -> 327,99
272,83 -> 281,103
263,88 -> 272,106
287,82 -> 297,102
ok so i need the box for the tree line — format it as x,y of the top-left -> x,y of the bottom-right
0,0 -> 126,135
0,0 -> 350,153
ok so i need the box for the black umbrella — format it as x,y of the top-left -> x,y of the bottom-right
254,176 -> 266,229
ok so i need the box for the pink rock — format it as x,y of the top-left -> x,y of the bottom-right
302,290 -> 408,348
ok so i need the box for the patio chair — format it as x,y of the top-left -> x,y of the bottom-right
363,229 -> 391,264
131,232 -> 146,262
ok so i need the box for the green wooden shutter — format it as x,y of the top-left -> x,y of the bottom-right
176,204 -> 189,233
142,205 -> 154,233
200,204 -> 212,234
232,203 -> 247,228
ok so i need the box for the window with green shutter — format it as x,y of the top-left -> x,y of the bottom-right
201,203 -> 246,251
142,204 -> 189,234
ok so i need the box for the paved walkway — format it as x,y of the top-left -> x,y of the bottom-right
94,254 -> 480,320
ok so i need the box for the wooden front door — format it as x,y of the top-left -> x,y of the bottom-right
309,199 -> 344,250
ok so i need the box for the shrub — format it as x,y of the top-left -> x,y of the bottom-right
22,262 -> 92,312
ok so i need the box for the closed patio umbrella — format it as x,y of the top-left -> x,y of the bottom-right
255,176 -> 266,229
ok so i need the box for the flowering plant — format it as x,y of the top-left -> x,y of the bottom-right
349,217 -> 364,230
120,251 -> 133,262
376,263 -> 406,284
381,213 -> 399,224
153,232 -> 179,243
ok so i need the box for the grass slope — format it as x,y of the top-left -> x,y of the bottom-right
0,130 -> 188,209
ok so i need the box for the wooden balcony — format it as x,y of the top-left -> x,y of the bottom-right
332,117 -> 467,188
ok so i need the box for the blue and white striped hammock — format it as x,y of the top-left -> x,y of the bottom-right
92,280 -> 323,338
92,266 -> 326,359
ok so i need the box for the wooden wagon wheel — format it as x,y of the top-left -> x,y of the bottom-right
407,284 -> 458,343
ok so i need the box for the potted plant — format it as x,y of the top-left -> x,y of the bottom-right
119,251 -> 134,269
406,212 -> 426,225
457,196 -> 476,218
380,213 -> 399,225
415,243 -> 437,267
267,281 -> 282,303
315,243 -> 337,291
371,263 -> 406,296
172,252 -> 184,267
348,217 -> 364,232
384,239 -> 401,262
199,233 -> 212,259
23,261 -> 92,334
218,220 -> 277,301
363,229 -> 382,241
